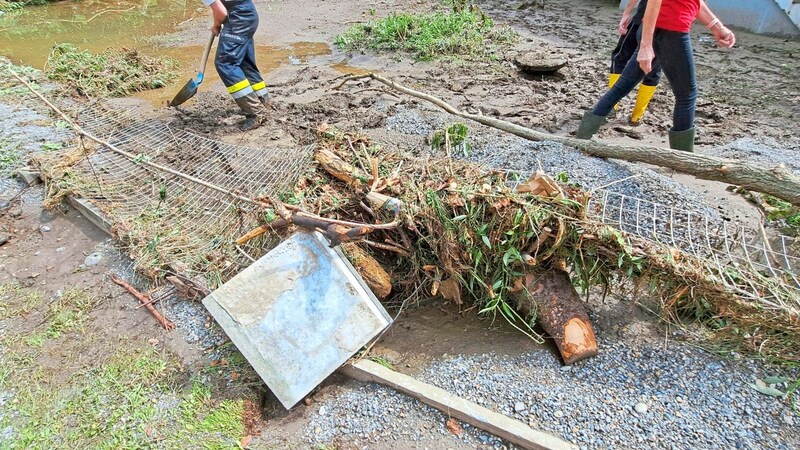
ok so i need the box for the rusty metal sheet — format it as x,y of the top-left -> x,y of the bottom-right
202,231 -> 392,408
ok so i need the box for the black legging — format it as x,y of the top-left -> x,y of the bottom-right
595,29 -> 697,131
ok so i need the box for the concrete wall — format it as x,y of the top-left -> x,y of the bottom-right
619,0 -> 800,37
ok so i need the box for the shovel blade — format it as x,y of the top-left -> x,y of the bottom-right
169,78 -> 199,107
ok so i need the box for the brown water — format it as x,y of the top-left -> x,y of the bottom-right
0,0 -> 197,67
0,0 -> 331,104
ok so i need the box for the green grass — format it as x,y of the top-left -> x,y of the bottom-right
45,43 -> 177,98
0,139 -> 21,177
334,5 -> 517,60
0,282 -> 45,320
0,284 -> 249,449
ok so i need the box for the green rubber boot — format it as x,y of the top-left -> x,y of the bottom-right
668,127 -> 696,152
576,111 -> 607,140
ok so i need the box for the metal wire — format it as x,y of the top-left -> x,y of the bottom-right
42,101 -> 312,284
498,168 -> 799,308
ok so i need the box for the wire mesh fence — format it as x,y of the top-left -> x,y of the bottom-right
37,101 -> 312,286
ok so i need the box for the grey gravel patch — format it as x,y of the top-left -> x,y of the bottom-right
702,138 -> 800,174
160,294 -> 226,349
303,383 -> 507,449
466,135 -> 717,217
301,336 -> 795,449
415,340 -> 799,450
386,104 -> 449,137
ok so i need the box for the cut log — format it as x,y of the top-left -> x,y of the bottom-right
513,270 -> 598,365
315,147 -> 369,186
341,74 -> 800,206
342,243 -> 393,299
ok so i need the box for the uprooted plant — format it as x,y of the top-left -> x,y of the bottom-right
45,43 -> 177,97
242,124 -> 800,364
334,1 -> 517,60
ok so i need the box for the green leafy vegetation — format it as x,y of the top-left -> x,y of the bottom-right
762,194 -> 800,236
431,122 -> 471,156
335,3 -> 517,60
0,284 -> 248,449
45,43 -> 177,97
0,139 -> 21,177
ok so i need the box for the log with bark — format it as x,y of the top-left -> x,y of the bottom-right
512,269 -> 598,365
342,243 -> 393,299
338,73 -> 800,206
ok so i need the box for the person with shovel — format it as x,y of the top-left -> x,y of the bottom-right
204,0 -> 270,131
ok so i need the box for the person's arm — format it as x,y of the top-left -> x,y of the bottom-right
696,0 -> 736,48
618,0 -> 641,35
636,0 -> 662,74
203,0 -> 228,36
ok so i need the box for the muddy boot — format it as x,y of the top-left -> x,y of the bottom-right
668,127 -> 695,152
576,111 -> 607,140
234,93 -> 268,131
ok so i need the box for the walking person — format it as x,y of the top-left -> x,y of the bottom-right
204,0 -> 270,131
577,0 -> 735,152
610,0 -> 662,124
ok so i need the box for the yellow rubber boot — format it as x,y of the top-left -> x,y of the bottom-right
631,84 -> 657,124
608,73 -> 621,110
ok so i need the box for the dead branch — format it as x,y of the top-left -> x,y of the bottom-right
340,73 -> 800,206
110,274 -> 175,330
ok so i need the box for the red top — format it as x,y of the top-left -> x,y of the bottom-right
656,0 -> 700,33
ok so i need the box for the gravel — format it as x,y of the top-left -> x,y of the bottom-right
702,138 -> 800,174
301,332 -> 799,450
385,106 -> 720,218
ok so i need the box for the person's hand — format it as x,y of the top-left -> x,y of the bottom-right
637,44 -> 655,74
210,0 -> 227,36
713,25 -> 735,48
618,13 -> 631,35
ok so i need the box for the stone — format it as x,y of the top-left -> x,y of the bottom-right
634,403 -> 648,414
0,199 -> 9,210
84,252 -> 103,266
514,52 -> 568,74
554,410 -> 564,419
40,225 -> 51,232
514,401 -> 526,413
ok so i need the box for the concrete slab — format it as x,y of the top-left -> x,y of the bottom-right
202,231 -> 392,408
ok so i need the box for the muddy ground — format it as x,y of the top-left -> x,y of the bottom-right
1,0 -> 799,449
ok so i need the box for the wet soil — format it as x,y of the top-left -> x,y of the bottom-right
1,0 -> 799,448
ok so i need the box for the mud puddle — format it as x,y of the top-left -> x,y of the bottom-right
0,0 -> 196,67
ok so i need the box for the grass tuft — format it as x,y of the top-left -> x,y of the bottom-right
45,43 -> 177,98
335,4 -> 517,60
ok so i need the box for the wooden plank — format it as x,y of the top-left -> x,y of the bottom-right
67,197 -> 112,236
16,167 -> 41,186
340,359 -> 577,450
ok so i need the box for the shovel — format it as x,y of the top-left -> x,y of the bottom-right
169,32 -> 216,107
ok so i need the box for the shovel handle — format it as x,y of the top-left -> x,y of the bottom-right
197,32 -> 216,81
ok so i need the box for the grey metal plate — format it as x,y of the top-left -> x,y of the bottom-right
202,231 -> 392,408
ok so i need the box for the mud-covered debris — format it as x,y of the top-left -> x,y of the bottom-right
514,53 -> 568,74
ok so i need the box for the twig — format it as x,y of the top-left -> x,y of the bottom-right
110,274 -> 175,331
11,70 -> 400,232
235,245 -> 257,263
591,174 -> 642,193
364,239 -> 412,257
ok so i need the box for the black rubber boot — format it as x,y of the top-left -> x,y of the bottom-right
576,111 -> 607,139
234,93 -> 268,131
668,127 -> 696,152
